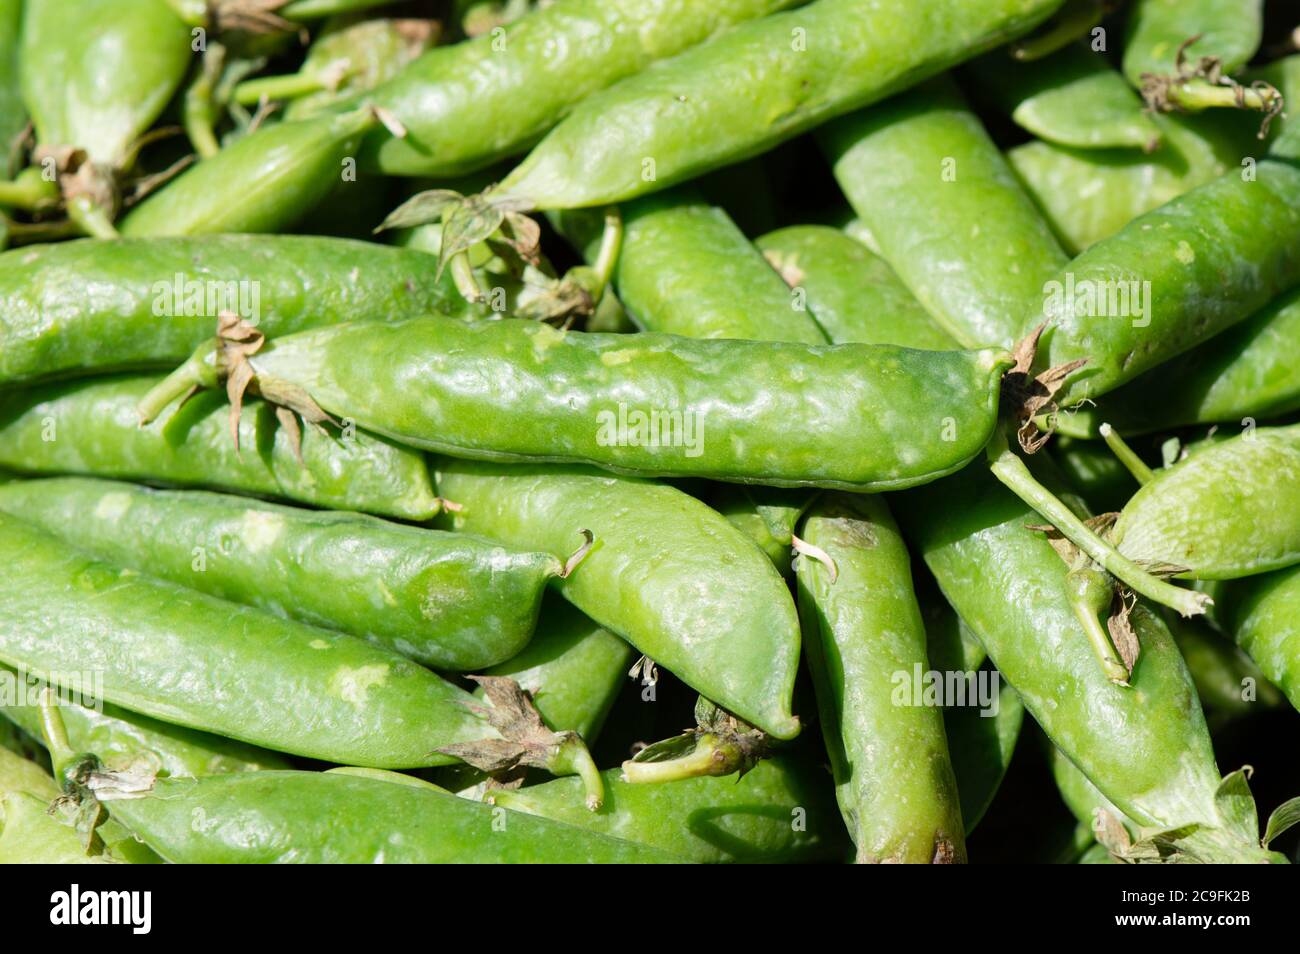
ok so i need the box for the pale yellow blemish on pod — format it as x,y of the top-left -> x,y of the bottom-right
239,510 -> 286,551
310,639 -> 331,650
377,581 -> 398,607
1174,241 -> 1195,265
330,664 -> 390,706
529,323 -> 567,360
600,349 -> 639,366
94,492 -> 133,523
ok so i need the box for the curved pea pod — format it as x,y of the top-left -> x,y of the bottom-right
970,44 -> 1160,151
560,189 -> 825,344
707,484 -> 812,569
1,669 -> 289,778
0,375 -> 440,520
0,477 -> 562,671
356,0 -> 800,178
0,511 -> 497,768
490,757 -> 847,863
95,770 -> 680,863
1049,743 -> 1131,860
436,460 -> 802,740
19,0 -> 191,167
1036,158 -> 1300,406
899,467 -> 1281,862
1051,288 -> 1300,437
818,77 -> 1069,349
1216,564 -> 1300,712
0,0 -> 23,160
497,0 -> 1065,208
233,317 -> 1012,491
1112,423 -> 1300,579
1122,0 -> 1263,87
755,224 -> 954,350
482,596 -> 633,742
121,107 -> 379,236
795,493 -> 967,863
1007,110 -> 1256,253
0,235 -> 479,386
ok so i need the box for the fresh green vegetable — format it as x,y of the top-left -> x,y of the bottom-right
495,0 -> 1065,208
795,493 -> 967,863
0,375 -> 440,520
1215,564 -> 1300,712
0,477 -> 566,670
436,460 -> 803,739
491,757 -> 848,863
0,0 -> 24,164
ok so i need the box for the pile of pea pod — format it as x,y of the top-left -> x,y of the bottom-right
1,0 -> 1299,867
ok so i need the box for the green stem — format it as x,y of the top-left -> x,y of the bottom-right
184,46 -> 227,160
986,434 -> 1210,617
589,206 -> 623,303
620,734 -> 741,785
279,0 -> 392,20
1099,423 -> 1154,485
1065,567 -> 1130,685
137,340 -> 221,425
1164,78 -> 1282,114
0,167 -> 60,211
1010,0 -> 1104,61
66,195 -> 120,239
232,71 -> 329,106
38,688 -> 77,780
548,736 -> 605,811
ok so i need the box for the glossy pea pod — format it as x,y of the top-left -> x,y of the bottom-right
0,511 -> 502,768
557,187 -> 826,344
818,77 -> 1069,348
490,757 -> 848,863
1163,613 -> 1284,717
354,0 -> 801,178
898,467 -> 1281,862
19,0 -> 191,169
1051,287 -> 1300,437
795,493 -> 967,863
94,770 -> 678,863
706,484 -> 813,569
0,748 -> 158,864
968,43 -> 1161,151
496,0 -> 1065,208
0,375 -> 440,520
0,477 -> 563,671
0,0 -> 22,163
1112,422 -> 1300,580
1007,109 -> 1257,253
189,317 -> 1011,491
120,107 -> 379,236
1214,565 -> 1300,712
0,234 -> 481,386
481,595 -> 634,741
1036,156 -> 1300,406
436,461 -> 802,739
754,225 -> 954,351
0,668 -> 289,779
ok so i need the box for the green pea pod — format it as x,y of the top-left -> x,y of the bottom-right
96,769 -> 680,863
1122,0 -> 1263,87
1,670 -> 289,778
121,107 -> 378,236
481,595 -> 634,741
0,0 -> 23,164
19,0 -> 192,167
357,0 -> 802,178
708,484 -> 812,569
795,493 -> 967,863
490,757 -> 848,863
197,317 -> 1010,491
0,477 -> 563,671
498,0 -> 1065,208
755,225 -> 954,350
1049,744 -> 1130,859
436,460 -> 802,739
818,77 -> 1069,348
1216,565 -> 1300,712
560,188 -> 825,344
969,43 -> 1161,150
899,466 -> 1280,862
0,375 -> 440,520
1008,110 -> 1256,253
0,235 -> 480,386
1112,423 -> 1300,579
1164,613 -> 1283,716
0,511 -> 498,767
1037,158 -> 1300,406
1051,288 -> 1300,437
264,18 -> 437,121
